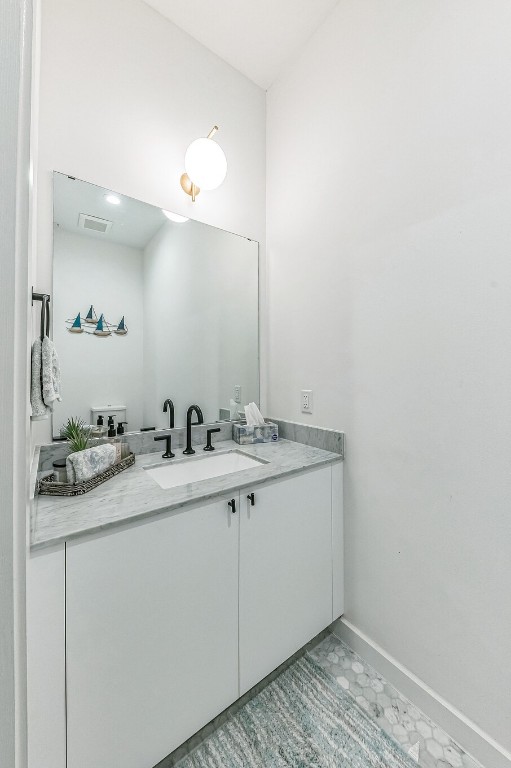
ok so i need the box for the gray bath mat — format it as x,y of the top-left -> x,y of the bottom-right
177,653 -> 417,767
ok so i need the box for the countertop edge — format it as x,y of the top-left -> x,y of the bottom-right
31,452 -> 342,551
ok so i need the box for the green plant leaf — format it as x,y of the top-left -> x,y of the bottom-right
63,417 -> 92,454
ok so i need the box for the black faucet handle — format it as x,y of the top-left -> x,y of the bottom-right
204,427 -> 221,452
154,434 -> 175,459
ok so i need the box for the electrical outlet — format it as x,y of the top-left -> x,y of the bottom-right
234,385 -> 242,403
301,390 -> 313,414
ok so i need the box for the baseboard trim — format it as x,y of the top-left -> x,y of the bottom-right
331,617 -> 511,768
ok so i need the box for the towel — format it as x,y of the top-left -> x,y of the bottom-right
30,339 -> 49,419
41,336 -> 62,406
66,444 -> 116,484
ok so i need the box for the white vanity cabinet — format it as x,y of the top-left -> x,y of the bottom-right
28,460 -> 343,768
66,495 -> 240,768
239,466 -> 333,694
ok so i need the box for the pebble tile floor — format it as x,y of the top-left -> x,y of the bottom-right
309,634 -> 484,768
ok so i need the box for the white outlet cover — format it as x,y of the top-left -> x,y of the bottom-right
301,389 -> 313,413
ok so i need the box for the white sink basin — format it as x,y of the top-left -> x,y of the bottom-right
144,450 -> 268,490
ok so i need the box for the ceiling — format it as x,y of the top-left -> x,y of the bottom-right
143,0 -> 340,89
53,173 -> 172,249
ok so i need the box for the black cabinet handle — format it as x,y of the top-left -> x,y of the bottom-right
228,498 -> 236,514
247,492 -> 255,506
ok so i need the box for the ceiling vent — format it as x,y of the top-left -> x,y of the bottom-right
78,213 -> 113,234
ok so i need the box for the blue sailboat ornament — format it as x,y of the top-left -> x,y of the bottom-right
114,316 -> 128,336
68,313 -> 83,333
93,313 -> 111,337
85,304 -> 98,324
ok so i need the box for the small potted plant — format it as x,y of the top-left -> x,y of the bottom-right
62,417 -> 92,454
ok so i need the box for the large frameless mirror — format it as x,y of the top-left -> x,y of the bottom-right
51,172 -> 259,437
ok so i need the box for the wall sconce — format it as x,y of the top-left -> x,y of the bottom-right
180,126 -> 227,202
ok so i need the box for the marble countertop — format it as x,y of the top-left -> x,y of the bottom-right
31,438 -> 342,550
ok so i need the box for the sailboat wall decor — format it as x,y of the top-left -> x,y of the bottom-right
65,308 -> 128,336
114,316 -> 128,335
85,305 -> 98,324
93,314 -> 111,337
68,313 -> 83,333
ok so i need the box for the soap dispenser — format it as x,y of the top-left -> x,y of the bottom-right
106,417 -> 122,463
116,422 -> 129,460
97,415 -> 104,426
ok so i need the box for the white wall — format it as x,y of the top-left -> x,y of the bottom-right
52,229 -> 145,433
267,0 -> 511,760
33,0 -> 266,444
0,0 -> 33,765
143,220 -> 259,428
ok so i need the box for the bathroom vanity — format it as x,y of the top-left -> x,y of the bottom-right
28,175 -> 344,768
28,433 -> 343,768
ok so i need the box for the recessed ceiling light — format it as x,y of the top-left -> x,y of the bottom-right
162,210 -> 189,223
105,194 -> 121,205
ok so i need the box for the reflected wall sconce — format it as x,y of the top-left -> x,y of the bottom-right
180,126 -> 227,202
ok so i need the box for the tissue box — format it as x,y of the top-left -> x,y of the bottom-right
232,421 -> 279,445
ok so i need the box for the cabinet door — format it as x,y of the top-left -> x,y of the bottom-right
239,467 -> 332,694
66,497 -> 239,768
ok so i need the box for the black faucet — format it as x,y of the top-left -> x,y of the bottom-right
183,404 -> 204,455
163,398 -> 175,429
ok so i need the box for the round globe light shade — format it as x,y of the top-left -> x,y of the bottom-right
162,210 -> 189,223
184,138 -> 227,190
